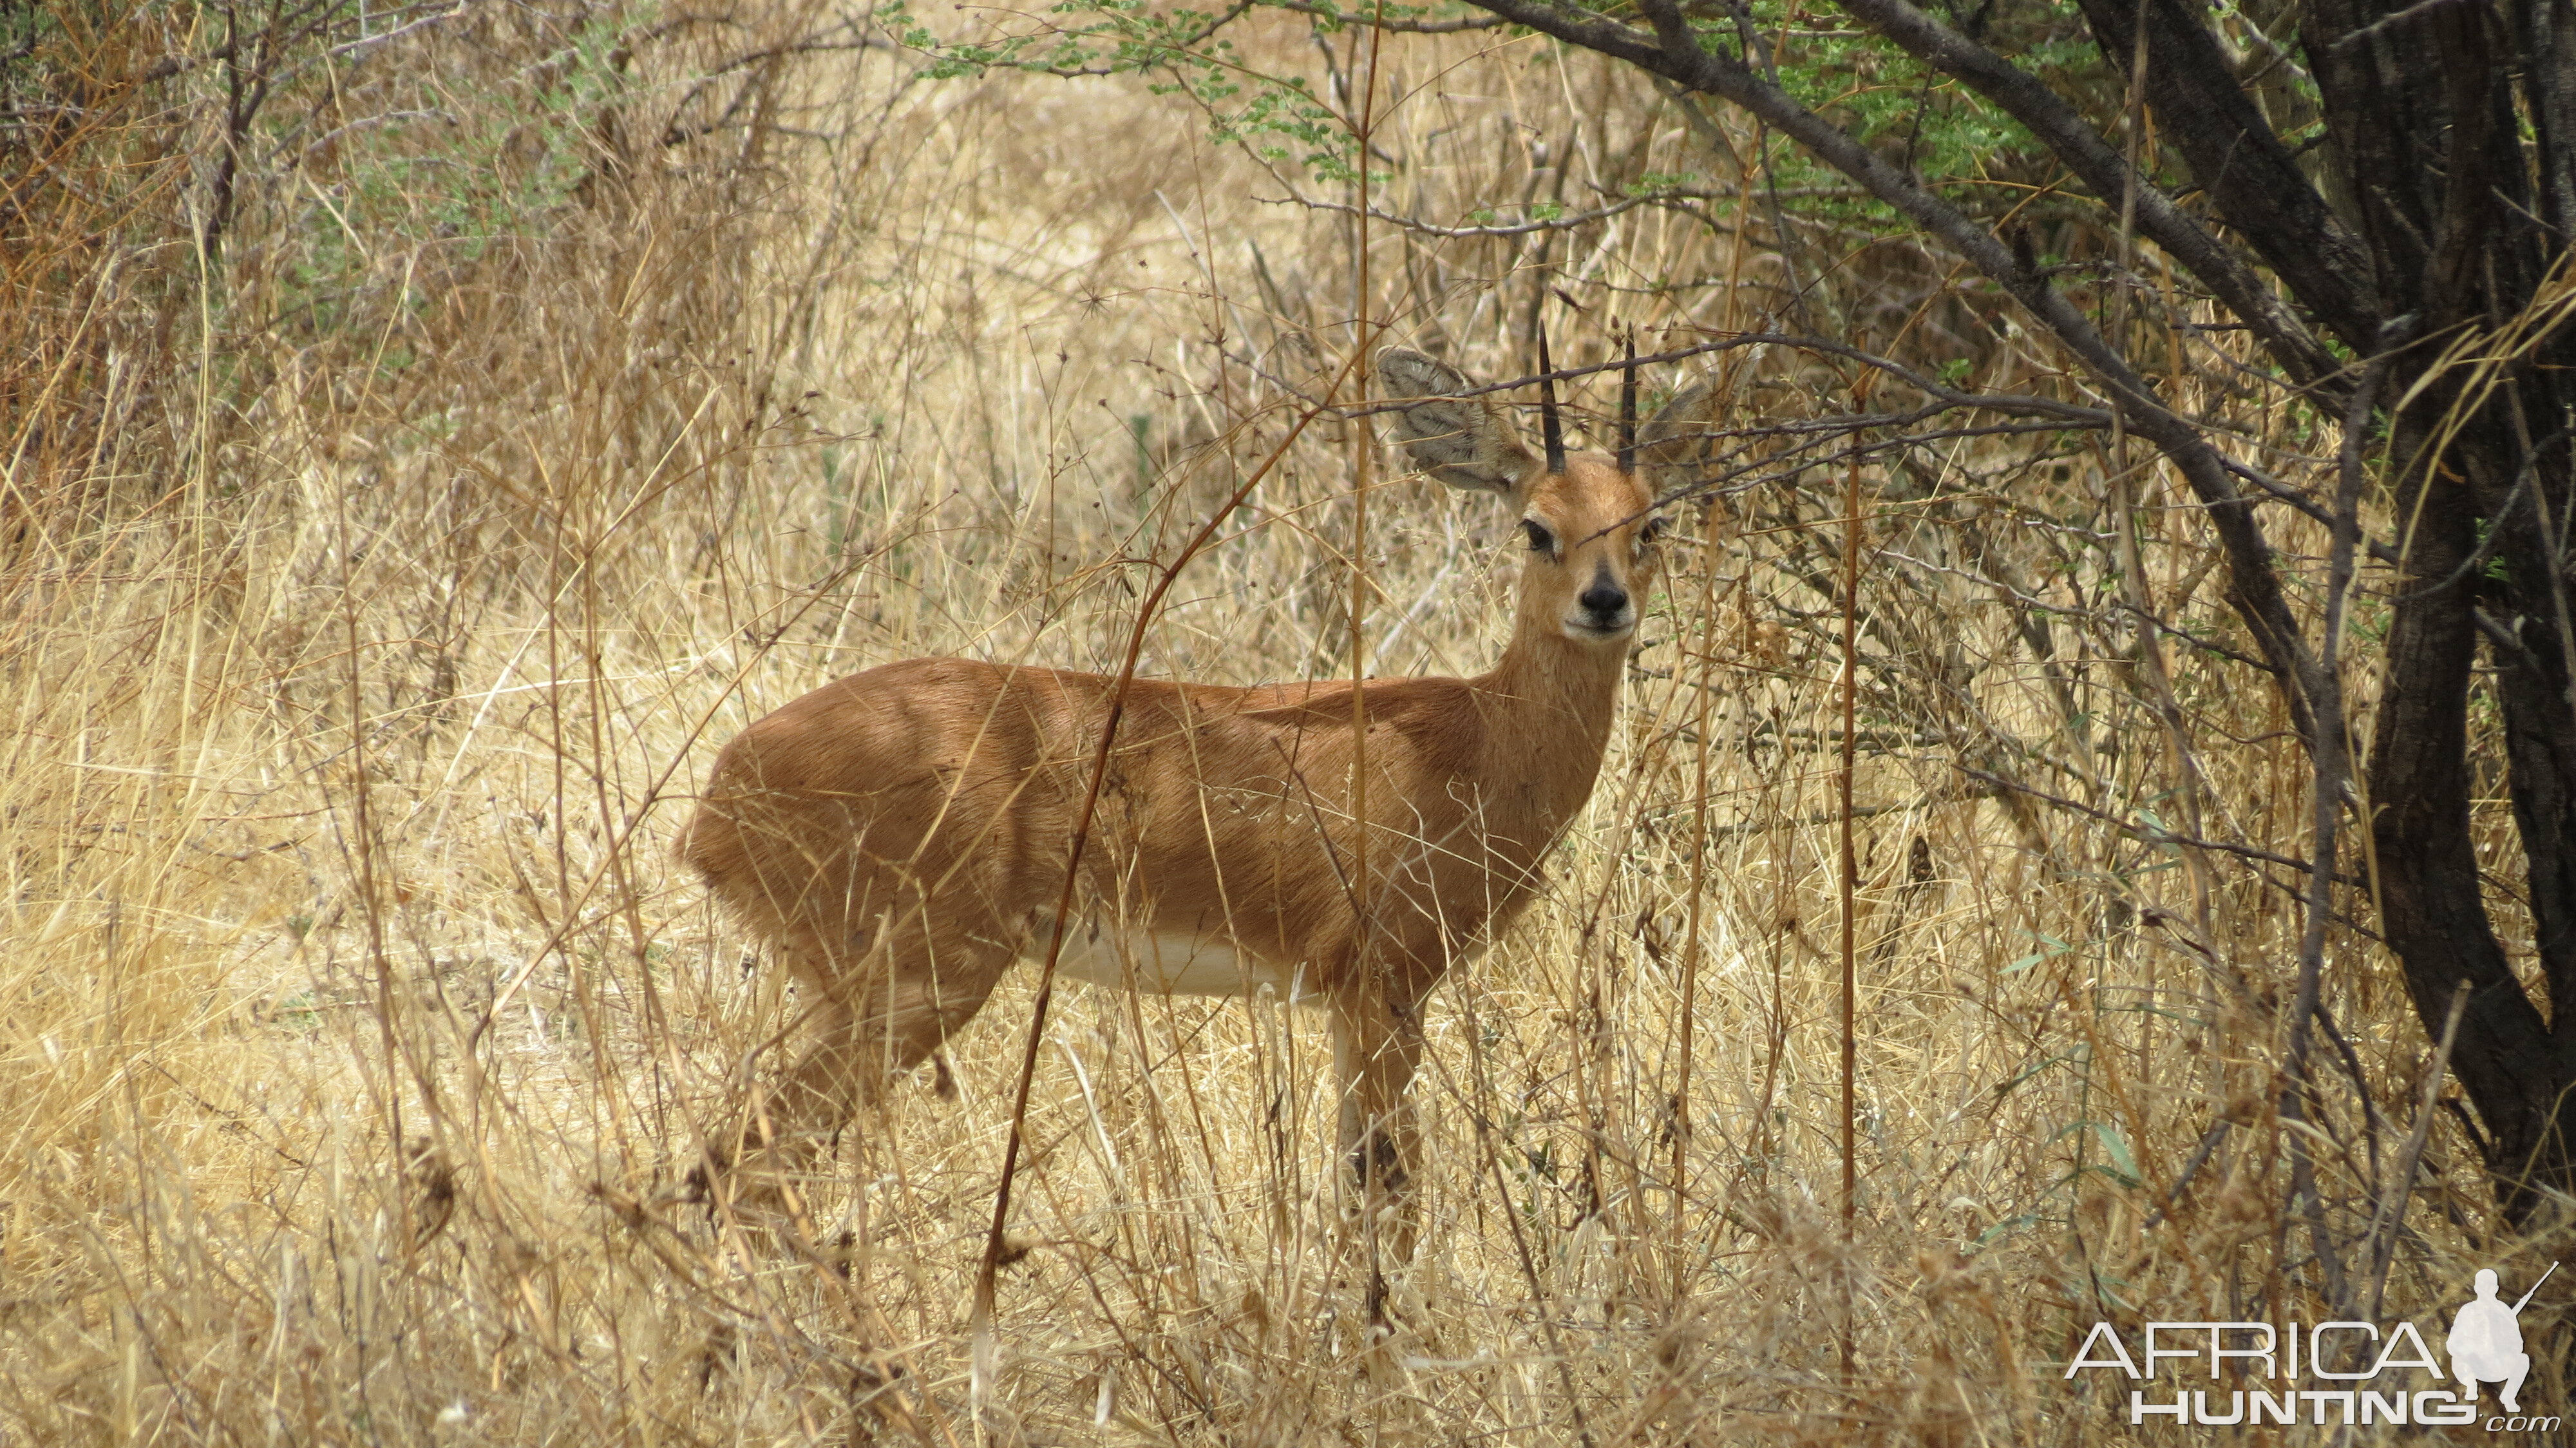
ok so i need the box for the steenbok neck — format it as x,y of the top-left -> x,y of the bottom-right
1465,580 -> 1632,828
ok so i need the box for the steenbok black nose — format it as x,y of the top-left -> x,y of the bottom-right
1580,580 -> 1629,618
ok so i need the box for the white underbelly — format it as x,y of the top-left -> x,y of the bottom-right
1042,925 -> 1302,999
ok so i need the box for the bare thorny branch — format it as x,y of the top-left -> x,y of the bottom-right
2281,338 -> 2403,1315
1469,0 -> 2343,752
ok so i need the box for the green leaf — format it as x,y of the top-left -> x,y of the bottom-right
2089,1123 -> 2141,1185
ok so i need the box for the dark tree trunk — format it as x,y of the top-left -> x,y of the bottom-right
2369,409 -> 2573,1220
2326,0 -> 2576,1222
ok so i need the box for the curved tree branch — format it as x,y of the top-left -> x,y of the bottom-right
2068,0 -> 2385,351
1828,0 -> 2346,390
1464,0 -> 2328,746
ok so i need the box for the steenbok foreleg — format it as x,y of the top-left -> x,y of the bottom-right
1332,985 -> 1428,1264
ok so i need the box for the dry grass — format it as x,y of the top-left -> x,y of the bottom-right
1,2 -> 2541,1442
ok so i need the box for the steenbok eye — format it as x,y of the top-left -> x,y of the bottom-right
1522,519 -> 1556,554
1640,516 -> 1671,545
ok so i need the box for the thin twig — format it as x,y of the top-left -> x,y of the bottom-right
2327,0 -> 2481,50
2143,1119 -> 2232,1229
2280,334 -> 2396,1324
968,350 -> 1365,1408
1261,188 -> 1671,238
1958,767 -> 2345,879
329,0 -> 474,57
2365,982 -> 2470,1319
1362,332 -> 2110,425
1269,0 -> 1511,28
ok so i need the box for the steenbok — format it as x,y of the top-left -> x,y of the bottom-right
681,339 -> 1697,1237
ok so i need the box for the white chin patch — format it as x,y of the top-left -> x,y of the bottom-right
1562,616 -> 1634,642
1046,927 -> 1300,998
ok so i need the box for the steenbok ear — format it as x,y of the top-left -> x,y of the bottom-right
1637,375 -> 1719,491
1379,348 -> 1533,495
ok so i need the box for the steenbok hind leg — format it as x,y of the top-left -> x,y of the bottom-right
707,928 -> 1016,1212
767,987 -> 861,1141
776,919 -> 1019,1132
695,940 -> 851,1205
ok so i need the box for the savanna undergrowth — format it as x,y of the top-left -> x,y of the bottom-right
0,1 -> 2533,1442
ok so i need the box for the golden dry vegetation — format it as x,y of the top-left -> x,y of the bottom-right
1,1 -> 2539,1442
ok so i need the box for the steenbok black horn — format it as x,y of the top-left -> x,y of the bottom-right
1617,329 -> 1638,474
1537,325 -> 1566,474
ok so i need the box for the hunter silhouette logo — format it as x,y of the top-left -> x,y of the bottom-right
2452,1264 -> 2553,1415
2066,1262 -> 2559,1429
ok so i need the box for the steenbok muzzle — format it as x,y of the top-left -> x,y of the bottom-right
681,339 -> 1703,1242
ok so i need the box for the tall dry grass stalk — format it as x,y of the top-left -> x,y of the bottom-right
1,1 -> 2536,1442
